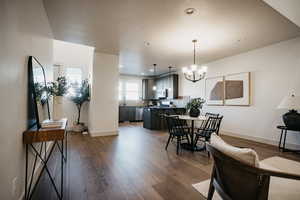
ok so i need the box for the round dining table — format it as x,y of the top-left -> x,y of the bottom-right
173,115 -> 208,152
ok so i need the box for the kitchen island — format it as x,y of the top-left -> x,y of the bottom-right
143,107 -> 186,130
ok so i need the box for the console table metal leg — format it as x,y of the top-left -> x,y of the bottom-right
65,131 -> 67,162
283,129 -> 287,152
279,129 -> 283,150
25,144 -> 28,200
61,140 -> 64,199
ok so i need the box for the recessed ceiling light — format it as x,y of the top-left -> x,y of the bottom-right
185,8 -> 196,15
144,41 -> 150,46
119,65 -> 123,68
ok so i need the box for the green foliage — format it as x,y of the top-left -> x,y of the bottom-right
48,76 -> 69,97
69,79 -> 90,124
34,82 -> 49,105
186,97 -> 205,110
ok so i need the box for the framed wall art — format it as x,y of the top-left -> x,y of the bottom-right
224,72 -> 250,106
205,76 -> 224,105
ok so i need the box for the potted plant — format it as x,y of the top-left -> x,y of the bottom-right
69,79 -> 90,132
48,76 -> 69,120
34,82 -> 49,106
48,76 -> 69,104
186,98 -> 205,117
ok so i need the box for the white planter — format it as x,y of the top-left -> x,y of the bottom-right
53,96 -> 64,120
72,122 -> 87,133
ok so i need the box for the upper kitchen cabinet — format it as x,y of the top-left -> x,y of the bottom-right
142,74 -> 178,100
142,78 -> 155,100
168,74 -> 178,99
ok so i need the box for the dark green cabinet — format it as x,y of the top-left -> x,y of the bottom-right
154,74 -> 178,99
142,74 -> 178,100
119,106 -> 144,122
143,107 -> 186,130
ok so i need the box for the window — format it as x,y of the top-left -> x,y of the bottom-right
118,79 -> 141,101
65,68 -> 82,84
125,82 -> 139,100
119,82 -> 123,101
65,67 -> 82,96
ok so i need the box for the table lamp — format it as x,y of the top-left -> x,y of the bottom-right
277,94 -> 300,130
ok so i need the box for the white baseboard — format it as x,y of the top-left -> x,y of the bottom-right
18,141 -> 54,200
89,130 -> 119,137
221,130 -> 300,150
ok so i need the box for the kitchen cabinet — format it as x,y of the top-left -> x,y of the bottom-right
154,74 -> 178,99
119,106 -> 144,122
142,74 -> 178,100
142,79 -> 155,100
143,107 -> 186,130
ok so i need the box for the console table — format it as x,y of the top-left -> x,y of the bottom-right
277,125 -> 300,153
23,118 -> 68,200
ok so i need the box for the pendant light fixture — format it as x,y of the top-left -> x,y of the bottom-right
182,40 -> 207,83
168,66 -> 172,91
152,64 -> 157,91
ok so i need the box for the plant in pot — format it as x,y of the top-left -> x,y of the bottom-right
48,76 -> 69,119
69,79 -> 90,133
186,98 -> 205,117
34,82 -> 50,106
48,76 -> 69,103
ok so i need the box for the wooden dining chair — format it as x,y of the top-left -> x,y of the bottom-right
198,112 -> 220,130
195,116 -> 223,145
165,116 -> 190,155
206,143 -> 300,200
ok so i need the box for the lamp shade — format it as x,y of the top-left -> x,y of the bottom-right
277,95 -> 300,110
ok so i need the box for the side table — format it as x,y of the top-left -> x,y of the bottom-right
23,118 -> 68,200
277,125 -> 300,153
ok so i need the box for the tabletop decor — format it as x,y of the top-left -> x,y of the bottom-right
34,82 -> 50,106
48,76 -> 69,104
48,76 -> 69,120
186,97 -> 205,117
277,94 -> 300,130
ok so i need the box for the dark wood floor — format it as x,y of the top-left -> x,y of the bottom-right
33,123 -> 300,200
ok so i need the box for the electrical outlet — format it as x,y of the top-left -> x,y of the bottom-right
12,177 -> 18,197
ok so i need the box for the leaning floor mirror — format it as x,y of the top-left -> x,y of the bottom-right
27,56 -> 51,129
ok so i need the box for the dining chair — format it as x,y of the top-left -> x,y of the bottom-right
198,112 -> 220,130
165,116 -> 190,155
194,116 -> 223,153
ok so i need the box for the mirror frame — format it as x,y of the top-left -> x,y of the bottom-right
28,56 -> 51,129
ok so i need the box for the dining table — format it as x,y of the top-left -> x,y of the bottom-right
173,115 -> 208,152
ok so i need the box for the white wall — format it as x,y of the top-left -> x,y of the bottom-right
0,0 -> 53,199
89,52 -> 119,136
180,37 -> 300,147
53,40 -> 94,127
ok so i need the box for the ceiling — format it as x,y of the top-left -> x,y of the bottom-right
43,0 -> 300,76
263,0 -> 300,27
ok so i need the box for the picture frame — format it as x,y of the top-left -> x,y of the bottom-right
205,76 -> 224,106
224,72 -> 250,106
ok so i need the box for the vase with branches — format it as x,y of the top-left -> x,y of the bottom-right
186,97 -> 205,117
34,82 -> 49,105
48,76 -> 69,97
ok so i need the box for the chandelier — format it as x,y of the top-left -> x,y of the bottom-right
182,40 -> 207,83
152,64 -> 157,91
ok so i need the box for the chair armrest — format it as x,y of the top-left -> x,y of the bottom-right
259,167 -> 300,181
